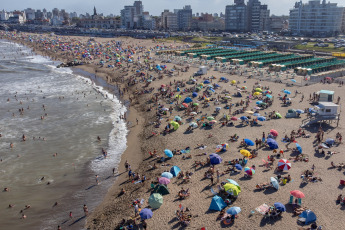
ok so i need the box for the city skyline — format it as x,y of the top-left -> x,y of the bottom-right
2,0 -> 344,16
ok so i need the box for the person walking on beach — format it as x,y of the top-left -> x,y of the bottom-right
95,175 -> 99,185
69,211 -> 73,219
125,160 -> 129,171
83,204 -> 88,216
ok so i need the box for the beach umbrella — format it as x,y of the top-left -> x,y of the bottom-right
193,103 -> 199,106
257,116 -> 266,121
299,210 -> 317,225
226,207 -> 241,215
244,139 -> 254,146
139,208 -> 153,220
244,167 -> 255,176
325,138 -> 335,146
182,103 -> 189,108
227,179 -> 240,188
184,97 -> 193,103
242,86 -> 247,90
209,153 -> 222,165
224,95 -> 232,100
161,172 -> 173,179
240,149 -> 252,157
216,107 -> 222,111
296,143 -> 303,153
174,116 -> 182,122
231,117 -> 238,121
190,112 -> 197,116
271,177 -> 279,190
253,92 -> 261,96
275,112 -> 282,118
256,101 -> 263,105
204,80 -> 210,84
296,109 -> 304,114
267,138 -> 278,149
231,80 -> 237,84
209,120 -> 217,124
148,193 -> 163,209
164,149 -> 173,158
290,190 -> 305,198
253,113 -> 260,117
170,121 -> 180,130
192,92 -> 198,98
235,164 -> 242,171
270,129 -> 278,137
189,122 -> 198,128
224,183 -> 241,196
170,166 -> 181,177
266,94 -> 273,99
158,177 -> 171,185
207,116 -> 215,121
283,90 -> 291,95
240,116 -> 248,121
255,88 -> 262,92
291,79 -> 297,83
245,111 -> 254,114
274,202 -> 286,212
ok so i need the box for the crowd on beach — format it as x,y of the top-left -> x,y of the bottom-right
1,31 -> 345,230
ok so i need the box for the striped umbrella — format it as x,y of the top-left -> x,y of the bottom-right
278,159 -> 291,171
244,167 -> 255,176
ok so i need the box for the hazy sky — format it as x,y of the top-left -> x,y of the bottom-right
2,0 -> 344,16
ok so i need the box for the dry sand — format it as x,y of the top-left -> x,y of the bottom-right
4,33 -> 345,230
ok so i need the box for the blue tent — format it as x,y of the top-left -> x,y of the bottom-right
170,166 -> 181,177
267,138 -> 278,149
209,153 -> 222,165
184,97 -> 193,103
299,210 -> 317,225
209,195 -> 227,211
204,80 -> 210,84
192,92 -> 198,98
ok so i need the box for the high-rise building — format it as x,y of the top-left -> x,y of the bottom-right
225,0 -> 247,32
161,10 -> 178,30
247,0 -> 270,32
121,1 -> 146,29
289,0 -> 344,36
176,5 -> 192,31
25,8 -> 35,20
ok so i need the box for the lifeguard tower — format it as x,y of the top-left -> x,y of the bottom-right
301,101 -> 340,127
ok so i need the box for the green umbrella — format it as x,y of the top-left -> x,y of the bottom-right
207,116 -> 215,121
193,103 -> 199,106
275,112 -> 282,118
148,193 -> 163,209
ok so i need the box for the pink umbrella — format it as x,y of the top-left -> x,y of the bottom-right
182,103 -> 189,108
158,177 -> 170,185
270,129 -> 278,137
278,159 -> 291,171
290,190 -> 305,198
231,117 -> 238,121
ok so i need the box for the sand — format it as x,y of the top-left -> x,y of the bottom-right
2,31 -> 345,230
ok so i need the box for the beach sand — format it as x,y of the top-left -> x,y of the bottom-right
3,32 -> 345,230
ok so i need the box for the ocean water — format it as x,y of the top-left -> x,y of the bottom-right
0,40 -> 127,230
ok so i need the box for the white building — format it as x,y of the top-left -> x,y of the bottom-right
289,0 -> 344,36
121,1 -> 143,29
0,10 -> 10,21
161,10 -> 178,30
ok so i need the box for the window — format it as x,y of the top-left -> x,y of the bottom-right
326,109 -> 331,113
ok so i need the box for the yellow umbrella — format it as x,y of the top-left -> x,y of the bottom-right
255,88 -> 262,92
240,149 -> 252,157
175,94 -> 181,99
170,121 -> 180,130
253,92 -> 262,96
223,183 -> 241,196
204,98 -> 210,102
245,111 -> 254,114
231,80 -> 237,84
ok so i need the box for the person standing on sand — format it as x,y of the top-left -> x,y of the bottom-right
83,204 -> 88,216
95,175 -> 99,185
69,211 -> 73,219
125,160 -> 129,171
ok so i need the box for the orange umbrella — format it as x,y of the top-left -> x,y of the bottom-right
182,103 -> 188,108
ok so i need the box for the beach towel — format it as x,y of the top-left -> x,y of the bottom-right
255,203 -> 270,215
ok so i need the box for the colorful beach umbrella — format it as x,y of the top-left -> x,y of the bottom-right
209,153 -> 222,165
226,179 -> 240,188
244,167 -> 255,176
189,122 -> 198,128
182,103 -> 189,108
231,117 -> 238,121
290,190 -> 305,198
158,177 -> 171,185
224,183 -> 241,196
270,129 -> 278,137
240,149 -> 252,157
296,143 -> 303,153
278,159 -> 291,171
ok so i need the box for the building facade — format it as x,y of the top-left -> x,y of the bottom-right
176,5 -> 192,31
268,15 -> 289,33
225,0 -> 248,32
161,10 -> 178,30
121,1 -> 144,29
247,0 -> 270,32
289,0 -> 344,36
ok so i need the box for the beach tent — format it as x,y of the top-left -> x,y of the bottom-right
170,166 -> 181,177
209,195 -> 227,211
153,184 -> 170,195
148,193 -> 163,209
299,210 -> 317,225
184,97 -> 193,103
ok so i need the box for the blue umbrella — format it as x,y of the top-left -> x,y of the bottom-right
214,84 -> 220,88
266,94 -> 273,99
192,92 -> 198,98
184,97 -> 193,103
227,179 -> 239,187
257,116 -> 266,121
296,109 -> 304,114
220,77 -> 226,80
283,90 -> 291,95
291,79 -> 297,83
270,177 -> 279,190
244,139 -> 254,146
274,202 -> 286,212
253,113 -> 260,117
299,210 -> 317,225
235,164 -> 242,170
139,208 -> 153,220
325,138 -> 335,146
226,207 -> 241,215
256,101 -> 263,105
267,138 -> 278,149
295,143 -> 302,153
209,153 -> 222,165
240,116 -> 248,121
204,80 -> 210,84
170,166 -> 181,177
164,149 -> 173,158
161,172 -> 173,179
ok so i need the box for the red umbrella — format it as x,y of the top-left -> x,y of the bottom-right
290,190 -> 305,198
182,103 -> 188,108
278,159 -> 291,171
231,117 -> 238,121
270,129 -> 278,137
